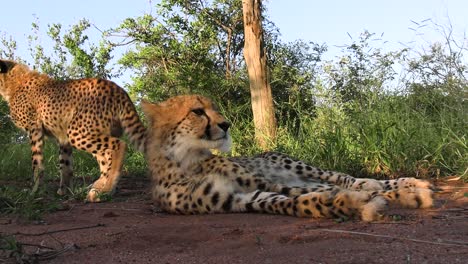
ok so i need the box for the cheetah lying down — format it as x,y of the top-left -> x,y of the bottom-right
0,60 -> 146,201
142,95 -> 433,221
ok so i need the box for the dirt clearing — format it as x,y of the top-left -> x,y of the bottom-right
1,176 -> 467,264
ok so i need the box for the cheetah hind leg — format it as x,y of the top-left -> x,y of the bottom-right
353,178 -> 434,209
377,188 -> 434,209
233,189 -> 386,221
29,126 -> 45,194
380,177 -> 434,191
86,139 -> 127,202
231,190 -> 338,218
282,189 -> 387,221
57,143 -> 74,195
350,177 -> 434,192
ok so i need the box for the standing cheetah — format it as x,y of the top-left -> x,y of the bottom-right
142,95 -> 433,221
0,59 -> 146,202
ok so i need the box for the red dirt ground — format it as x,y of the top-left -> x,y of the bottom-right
1,176 -> 467,264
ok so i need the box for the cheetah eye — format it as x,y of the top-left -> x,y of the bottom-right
191,108 -> 205,116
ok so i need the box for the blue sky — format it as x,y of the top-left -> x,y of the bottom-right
268,0 -> 466,58
1,0 -> 466,82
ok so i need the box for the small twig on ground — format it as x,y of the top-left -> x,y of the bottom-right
432,215 -> 467,220
87,207 -> 143,211
427,207 -> 468,212
19,242 -> 54,250
65,204 -> 76,214
34,243 -> 78,261
13,223 -> 105,237
308,228 -> 468,247
47,232 -> 66,248
368,221 -> 414,225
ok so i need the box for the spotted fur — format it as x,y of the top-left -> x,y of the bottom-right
0,59 -> 146,201
142,95 -> 433,221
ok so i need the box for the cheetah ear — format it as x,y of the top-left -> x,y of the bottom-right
0,60 -> 8,73
0,60 -> 15,74
140,100 -> 160,124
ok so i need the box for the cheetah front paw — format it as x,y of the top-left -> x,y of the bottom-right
86,188 -> 101,202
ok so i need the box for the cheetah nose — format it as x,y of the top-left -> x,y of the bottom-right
218,122 -> 230,132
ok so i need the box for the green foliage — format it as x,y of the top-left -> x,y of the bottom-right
270,88 -> 466,179
0,33 -> 20,60
0,185 -> 60,220
0,235 -> 24,262
269,31 -> 466,179
122,148 -> 148,178
27,17 -> 117,79
114,0 -> 247,102
0,143 -> 103,220
323,31 -> 403,107
0,144 -> 32,181
0,142 -> 101,182
0,101 -> 24,145
0,34 -> 24,143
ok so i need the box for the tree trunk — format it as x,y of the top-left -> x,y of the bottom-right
242,0 -> 276,149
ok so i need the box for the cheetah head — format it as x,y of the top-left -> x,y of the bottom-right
0,60 -> 34,102
0,59 -> 17,101
142,95 -> 232,164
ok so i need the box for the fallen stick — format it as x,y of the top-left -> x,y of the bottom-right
13,223 -> 105,237
86,207 -> 143,211
35,243 -> 78,261
20,242 -> 55,250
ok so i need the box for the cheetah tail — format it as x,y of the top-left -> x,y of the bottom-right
120,102 -> 147,153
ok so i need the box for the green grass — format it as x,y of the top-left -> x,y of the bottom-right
0,235 -> 24,262
0,139 -> 147,181
226,90 -> 467,181
0,142 -> 99,181
0,140 -> 146,220
0,185 -> 60,220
